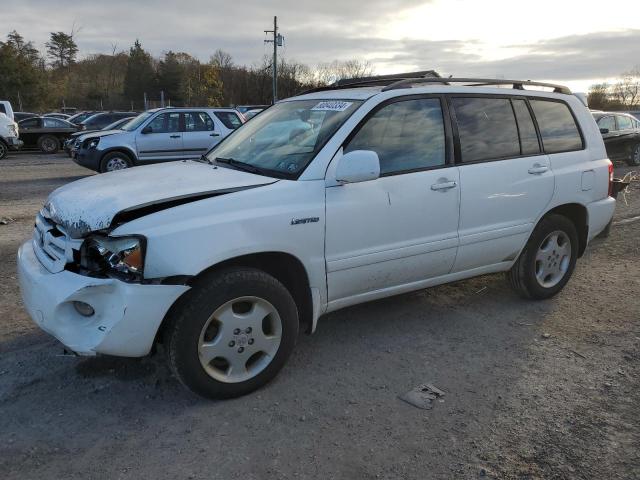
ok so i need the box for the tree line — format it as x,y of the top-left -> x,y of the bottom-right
588,67 -> 640,111
0,30 -> 374,112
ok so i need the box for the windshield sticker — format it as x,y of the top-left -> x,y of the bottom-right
311,101 -> 353,112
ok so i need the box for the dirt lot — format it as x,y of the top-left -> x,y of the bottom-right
1,152 -> 639,479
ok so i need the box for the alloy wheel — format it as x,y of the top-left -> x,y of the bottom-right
197,296 -> 282,383
534,230 -> 572,288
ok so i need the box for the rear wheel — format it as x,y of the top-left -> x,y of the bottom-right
507,214 -> 578,300
100,151 -> 133,173
627,143 -> 640,166
37,135 -> 59,153
164,267 -> 299,399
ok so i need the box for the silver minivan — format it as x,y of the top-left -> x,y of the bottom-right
73,107 -> 244,172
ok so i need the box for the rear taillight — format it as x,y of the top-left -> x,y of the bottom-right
607,160 -> 614,197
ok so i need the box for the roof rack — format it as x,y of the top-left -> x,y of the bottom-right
300,71 -> 440,95
299,75 -> 571,96
381,77 -> 571,94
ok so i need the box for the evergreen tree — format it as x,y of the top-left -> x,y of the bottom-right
123,40 -> 156,108
46,31 -> 78,69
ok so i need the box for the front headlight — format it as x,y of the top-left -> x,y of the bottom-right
9,124 -> 17,136
87,138 -> 100,149
80,235 -> 146,281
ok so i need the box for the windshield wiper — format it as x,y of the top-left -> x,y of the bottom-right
214,157 -> 263,175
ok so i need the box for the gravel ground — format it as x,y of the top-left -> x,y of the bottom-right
1,152 -> 639,479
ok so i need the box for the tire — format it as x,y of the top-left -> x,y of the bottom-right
0,140 -> 7,160
507,214 -> 578,300
164,267 -> 299,399
100,151 -> 133,173
627,143 -> 640,166
37,135 -> 59,153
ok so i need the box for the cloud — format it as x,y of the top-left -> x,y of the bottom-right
2,1 -> 638,86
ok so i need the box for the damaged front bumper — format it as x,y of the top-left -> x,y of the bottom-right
17,241 -> 189,357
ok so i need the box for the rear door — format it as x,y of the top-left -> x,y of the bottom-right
181,111 -> 219,158
597,115 -> 621,159
135,112 -> 183,162
449,96 -> 554,272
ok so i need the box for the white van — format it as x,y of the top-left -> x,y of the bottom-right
18,77 -> 616,399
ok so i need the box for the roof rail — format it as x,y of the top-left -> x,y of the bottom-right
381,77 -> 572,94
299,70 -> 440,95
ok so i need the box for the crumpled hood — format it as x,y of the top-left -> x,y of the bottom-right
72,129 -> 122,140
45,160 -> 276,238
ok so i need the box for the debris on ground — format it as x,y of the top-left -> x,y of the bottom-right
0,217 -> 14,225
541,333 -> 551,339
399,383 -> 445,410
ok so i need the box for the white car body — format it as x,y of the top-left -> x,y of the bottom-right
0,100 -> 15,121
19,83 -> 616,359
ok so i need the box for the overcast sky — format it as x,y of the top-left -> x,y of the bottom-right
4,0 -> 640,92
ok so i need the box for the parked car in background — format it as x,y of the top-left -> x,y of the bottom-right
67,111 -> 101,125
0,111 -> 22,159
18,77 -> 616,399
593,111 -> 640,166
43,113 -> 72,120
73,107 -> 244,172
78,111 -> 138,131
236,104 -> 270,115
65,116 -> 135,157
13,112 -> 39,122
18,116 -> 79,153
624,110 -> 640,121
0,100 -> 15,121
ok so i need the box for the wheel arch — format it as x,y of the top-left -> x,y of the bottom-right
100,147 -> 137,164
155,251 -> 314,349
541,203 -> 588,257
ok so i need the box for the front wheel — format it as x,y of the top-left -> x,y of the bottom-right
0,141 -> 7,160
507,214 -> 578,300
164,267 -> 299,399
100,151 -> 133,173
627,143 -> 640,166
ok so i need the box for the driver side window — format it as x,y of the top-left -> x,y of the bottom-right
147,113 -> 181,133
344,98 -> 446,175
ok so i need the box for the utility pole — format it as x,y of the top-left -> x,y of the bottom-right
264,16 -> 283,104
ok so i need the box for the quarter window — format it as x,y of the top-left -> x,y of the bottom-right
214,111 -> 243,129
345,98 -> 446,175
146,113 -> 181,133
185,112 -> 215,132
529,100 -> 583,153
452,97 -> 520,162
512,99 -> 541,155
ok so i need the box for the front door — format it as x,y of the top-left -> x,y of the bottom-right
325,97 -> 460,305
136,112 -> 183,162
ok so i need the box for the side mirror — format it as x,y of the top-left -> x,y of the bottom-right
141,125 -> 152,134
599,128 -> 609,134
335,150 -> 380,184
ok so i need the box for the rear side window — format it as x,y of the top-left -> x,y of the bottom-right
0,105 -> 6,114
185,112 -> 215,132
530,100 -> 583,153
512,99 -> 540,155
616,115 -> 633,130
452,97 -> 520,162
214,111 -> 243,129
345,97 -> 446,175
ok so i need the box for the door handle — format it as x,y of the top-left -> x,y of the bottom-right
169,134 -> 181,138
528,164 -> 548,174
431,180 -> 457,191
210,132 -> 220,137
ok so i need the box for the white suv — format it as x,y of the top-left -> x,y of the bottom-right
18,77 -> 616,398
72,107 -> 244,172
0,111 -> 22,159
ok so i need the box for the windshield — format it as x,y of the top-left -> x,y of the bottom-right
122,112 -> 153,131
206,99 -> 362,179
